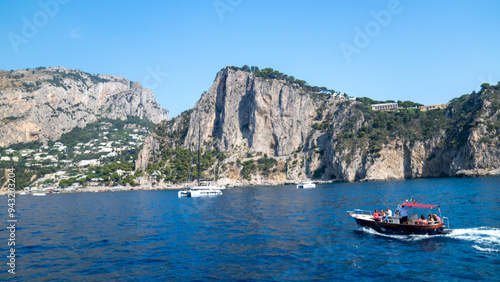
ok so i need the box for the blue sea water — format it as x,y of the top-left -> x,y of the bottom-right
0,176 -> 499,281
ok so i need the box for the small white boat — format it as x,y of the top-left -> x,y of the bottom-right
32,192 -> 46,196
19,192 -> 27,195
178,182 -> 223,198
297,181 -> 316,189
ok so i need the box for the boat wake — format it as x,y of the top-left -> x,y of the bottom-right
446,227 -> 500,253
358,226 -> 500,253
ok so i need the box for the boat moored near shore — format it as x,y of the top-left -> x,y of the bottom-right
297,181 -> 316,189
178,182 -> 223,198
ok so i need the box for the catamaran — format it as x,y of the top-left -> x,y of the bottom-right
178,122 -> 222,198
178,181 -> 223,197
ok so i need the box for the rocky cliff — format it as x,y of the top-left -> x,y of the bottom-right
138,66 -> 500,184
0,67 -> 168,147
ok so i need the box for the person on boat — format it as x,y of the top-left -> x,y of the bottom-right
386,207 -> 392,217
380,210 -> 387,222
373,210 -> 381,221
415,215 -> 428,225
400,206 -> 408,224
433,214 -> 442,223
428,214 -> 434,224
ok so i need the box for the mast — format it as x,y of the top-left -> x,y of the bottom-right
197,120 -> 201,186
303,153 -> 306,179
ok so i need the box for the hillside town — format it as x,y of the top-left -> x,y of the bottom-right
0,120 -> 154,193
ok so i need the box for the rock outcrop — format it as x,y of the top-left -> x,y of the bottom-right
0,67 -> 168,147
183,67 -> 337,155
139,66 -> 500,183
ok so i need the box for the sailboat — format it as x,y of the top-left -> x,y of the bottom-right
178,122 -> 223,198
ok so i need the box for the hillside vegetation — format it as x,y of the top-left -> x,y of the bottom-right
139,66 -> 500,184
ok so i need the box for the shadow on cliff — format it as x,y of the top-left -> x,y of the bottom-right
238,76 -> 256,148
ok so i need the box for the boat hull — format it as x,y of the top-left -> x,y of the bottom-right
297,184 -> 316,189
190,190 -> 222,197
354,218 -> 444,235
178,189 -> 222,198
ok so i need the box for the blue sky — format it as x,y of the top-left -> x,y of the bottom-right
1,0 -> 500,117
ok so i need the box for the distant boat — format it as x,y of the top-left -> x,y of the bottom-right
178,182 -> 223,198
348,202 -> 450,235
297,181 -> 316,189
19,192 -> 28,195
32,192 -> 46,196
109,185 -> 125,192
179,122 -> 222,198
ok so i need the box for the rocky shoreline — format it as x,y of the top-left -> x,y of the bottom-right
2,171 -> 498,195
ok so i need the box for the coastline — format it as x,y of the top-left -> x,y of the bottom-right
2,171 -> 499,195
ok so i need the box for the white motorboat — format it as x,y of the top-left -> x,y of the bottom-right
178,182 -> 223,198
297,181 -> 316,189
32,192 -> 47,196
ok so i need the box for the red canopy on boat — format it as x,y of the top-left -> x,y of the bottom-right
402,203 -> 440,208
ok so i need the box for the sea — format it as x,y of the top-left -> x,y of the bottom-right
1,176 -> 499,281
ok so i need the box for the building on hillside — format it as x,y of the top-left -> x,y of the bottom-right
115,169 -> 129,176
78,159 -> 100,167
371,103 -> 399,111
419,103 -> 449,111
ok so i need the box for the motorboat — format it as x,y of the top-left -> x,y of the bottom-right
178,182 -> 222,198
32,192 -> 47,196
348,201 -> 450,235
297,181 -> 316,189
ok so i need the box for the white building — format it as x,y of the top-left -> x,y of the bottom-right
371,103 -> 399,111
78,159 -> 100,167
99,147 -> 114,153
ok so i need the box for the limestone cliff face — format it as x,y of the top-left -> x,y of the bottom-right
183,67 -> 337,156
0,67 -> 168,147
140,66 -> 500,183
